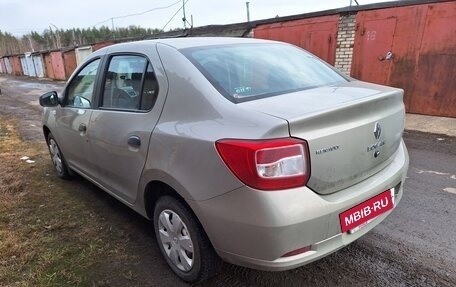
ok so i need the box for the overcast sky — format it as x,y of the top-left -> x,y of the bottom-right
1,0 -> 398,36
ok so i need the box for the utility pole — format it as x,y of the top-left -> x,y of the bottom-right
72,29 -> 77,46
246,2 -> 250,22
111,17 -> 116,40
182,0 -> 187,29
50,23 -> 61,48
28,36 -> 34,52
49,25 -> 55,49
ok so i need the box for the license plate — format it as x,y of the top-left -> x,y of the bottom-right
339,189 -> 394,234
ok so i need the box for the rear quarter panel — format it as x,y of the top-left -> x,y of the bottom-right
138,44 -> 290,202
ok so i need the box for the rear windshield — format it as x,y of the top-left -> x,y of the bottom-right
182,43 -> 348,102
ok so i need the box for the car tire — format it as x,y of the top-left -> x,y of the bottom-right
153,196 -> 221,283
46,133 -> 71,179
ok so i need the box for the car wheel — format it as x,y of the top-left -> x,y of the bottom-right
47,133 -> 71,179
154,196 -> 221,283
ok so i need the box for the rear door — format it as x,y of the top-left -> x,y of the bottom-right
88,53 -> 164,203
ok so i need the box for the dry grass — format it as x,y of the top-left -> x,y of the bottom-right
0,117 -> 158,287
0,122 -> 25,196
0,118 -> 102,286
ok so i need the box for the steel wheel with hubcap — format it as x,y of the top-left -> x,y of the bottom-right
47,133 -> 70,179
158,209 -> 194,272
154,196 -> 221,283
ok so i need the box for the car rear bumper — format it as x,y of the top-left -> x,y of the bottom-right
188,140 -> 409,271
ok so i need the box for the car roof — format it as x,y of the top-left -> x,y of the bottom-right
99,37 -> 280,52
154,37 -> 278,49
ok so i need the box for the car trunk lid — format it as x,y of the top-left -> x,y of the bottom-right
239,81 -> 405,195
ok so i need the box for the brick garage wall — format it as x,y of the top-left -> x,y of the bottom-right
335,14 -> 356,75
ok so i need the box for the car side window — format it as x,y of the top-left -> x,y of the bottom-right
101,55 -> 159,111
141,63 -> 159,110
65,59 -> 100,108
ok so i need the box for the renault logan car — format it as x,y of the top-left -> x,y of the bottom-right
39,37 -> 409,283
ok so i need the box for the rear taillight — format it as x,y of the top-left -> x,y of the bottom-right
215,138 -> 310,190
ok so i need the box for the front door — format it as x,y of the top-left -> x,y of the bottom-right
55,58 -> 101,177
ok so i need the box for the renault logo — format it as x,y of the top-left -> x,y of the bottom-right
373,122 -> 382,140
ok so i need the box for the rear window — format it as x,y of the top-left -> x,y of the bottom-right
182,43 -> 348,102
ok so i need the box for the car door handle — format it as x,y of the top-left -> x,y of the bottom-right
128,136 -> 141,147
78,123 -> 87,132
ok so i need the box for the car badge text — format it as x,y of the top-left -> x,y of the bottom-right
316,145 -> 340,155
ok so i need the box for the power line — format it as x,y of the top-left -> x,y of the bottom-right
92,0 -> 182,27
2,0 -> 184,35
161,0 -> 190,32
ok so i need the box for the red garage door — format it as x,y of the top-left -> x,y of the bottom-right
351,17 -> 396,85
254,15 -> 339,65
352,2 -> 456,117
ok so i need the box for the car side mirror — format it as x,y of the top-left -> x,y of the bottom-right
39,91 -> 59,107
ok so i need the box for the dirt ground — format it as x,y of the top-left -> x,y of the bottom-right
0,74 -> 455,286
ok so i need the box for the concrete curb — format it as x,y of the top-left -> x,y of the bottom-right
405,114 -> 456,137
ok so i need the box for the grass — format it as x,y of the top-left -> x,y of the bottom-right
0,118 -> 92,286
0,117 -> 144,287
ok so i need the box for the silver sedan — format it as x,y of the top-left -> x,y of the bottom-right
39,37 -> 409,283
